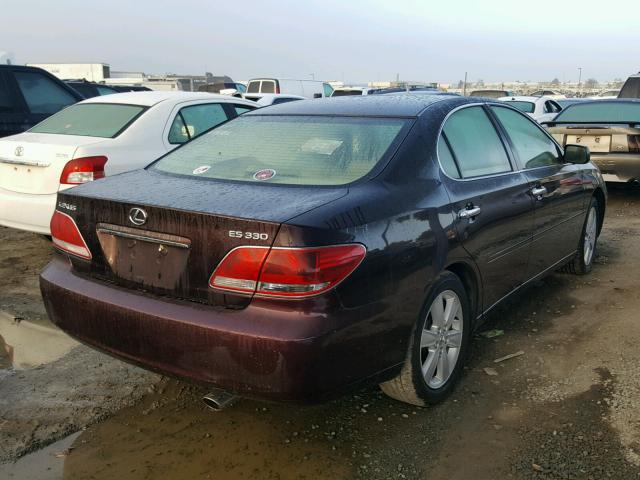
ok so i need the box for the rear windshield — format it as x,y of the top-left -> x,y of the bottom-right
150,115 -> 410,186
504,101 -> 535,113
553,101 -> 640,123
29,103 -> 145,138
332,90 -> 363,97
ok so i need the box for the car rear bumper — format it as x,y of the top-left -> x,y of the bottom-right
0,187 -> 56,234
40,255 -> 403,402
591,154 -> 640,183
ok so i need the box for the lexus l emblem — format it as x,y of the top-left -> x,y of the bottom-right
128,207 -> 148,226
14,146 -> 24,157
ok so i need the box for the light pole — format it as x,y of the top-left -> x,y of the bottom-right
578,67 -> 582,96
463,71 -> 468,96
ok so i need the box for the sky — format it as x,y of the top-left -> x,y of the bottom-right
1,0 -> 638,85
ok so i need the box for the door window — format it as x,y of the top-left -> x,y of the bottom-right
441,106 -> 511,178
14,71 -> 77,114
168,103 -> 229,144
247,81 -> 260,93
491,106 -> 561,169
323,83 -> 334,97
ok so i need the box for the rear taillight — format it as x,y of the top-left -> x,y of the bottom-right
60,156 -> 108,185
209,247 -> 270,293
50,211 -> 91,259
629,135 -> 640,153
209,244 -> 366,298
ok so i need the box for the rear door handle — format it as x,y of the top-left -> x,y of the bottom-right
459,206 -> 481,219
531,186 -> 547,199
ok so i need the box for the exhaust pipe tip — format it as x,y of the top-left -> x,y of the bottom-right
202,389 -> 237,411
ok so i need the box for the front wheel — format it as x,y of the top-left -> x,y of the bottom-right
561,197 -> 599,275
380,272 -> 471,406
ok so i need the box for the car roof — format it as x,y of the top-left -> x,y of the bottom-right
245,94 -> 463,117
80,91 -> 238,107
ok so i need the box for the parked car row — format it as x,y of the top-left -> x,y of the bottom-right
7,64 -> 640,409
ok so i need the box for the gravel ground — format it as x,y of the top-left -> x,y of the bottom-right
1,186 -> 640,479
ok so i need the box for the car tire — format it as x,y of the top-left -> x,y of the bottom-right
561,197 -> 599,275
380,271 -> 472,406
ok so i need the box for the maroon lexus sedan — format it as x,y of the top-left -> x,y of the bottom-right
40,95 -> 606,407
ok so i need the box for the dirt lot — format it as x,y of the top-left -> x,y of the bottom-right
1,187 -> 640,480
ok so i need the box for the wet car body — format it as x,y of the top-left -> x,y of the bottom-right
40,95 -> 606,403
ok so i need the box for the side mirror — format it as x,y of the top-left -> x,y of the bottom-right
564,144 -> 590,164
313,93 -> 323,99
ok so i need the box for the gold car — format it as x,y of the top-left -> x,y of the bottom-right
544,100 -> 640,184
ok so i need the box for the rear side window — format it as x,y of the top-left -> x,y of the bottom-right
151,115 -> 410,186
437,136 -> 461,179
30,103 -> 145,138
233,105 -> 254,115
491,106 -> 561,169
14,71 -> 77,114
323,83 -> 333,97
441,106 -> 511,178
168,103 -> 229,144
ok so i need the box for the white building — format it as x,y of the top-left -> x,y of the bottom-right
26,63 -> 110,82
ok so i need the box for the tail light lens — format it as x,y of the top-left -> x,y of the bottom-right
60,156 -> 108,185
209,244 -> 366,298
50,211 -> 91,259
209,247 -> 270,293
629,135 -> 640,153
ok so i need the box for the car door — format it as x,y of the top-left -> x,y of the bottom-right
439,105 -> 535,311
165,102 -> 232,147
490,105 -> 586,278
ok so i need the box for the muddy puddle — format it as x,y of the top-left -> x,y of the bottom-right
0,310 -> 78,370
0,377 -> 460,480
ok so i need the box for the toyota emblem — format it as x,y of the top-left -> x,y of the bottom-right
14,146 -> 24,157
128,207 -> 148,226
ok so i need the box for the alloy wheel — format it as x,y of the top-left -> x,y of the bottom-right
420,290 -> 463,389
584,206 -> 597,266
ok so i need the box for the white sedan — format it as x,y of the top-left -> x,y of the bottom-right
0,91 -> 256,234
498,96 -> 563,123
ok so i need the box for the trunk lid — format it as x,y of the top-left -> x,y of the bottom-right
57,169 -> 348,308
0,132 -> 108,194
549,125 -> 640,154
